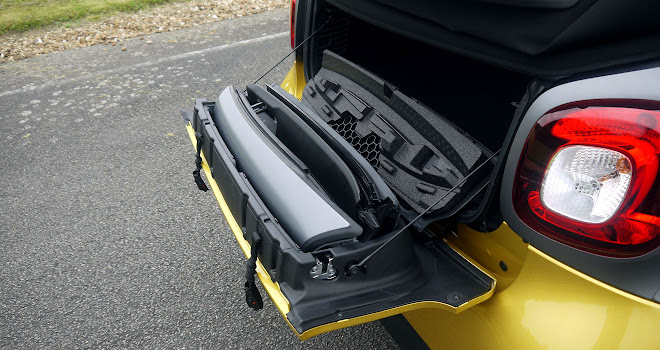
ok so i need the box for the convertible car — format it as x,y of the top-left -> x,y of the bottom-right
182,0 -> 660,348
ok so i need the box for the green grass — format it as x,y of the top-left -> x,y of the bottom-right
0,0 -> 192,34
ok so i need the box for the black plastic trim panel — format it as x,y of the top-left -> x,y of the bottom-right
293,0 -> 307,61
380,315 -> 431,350
320,0 -> 660,78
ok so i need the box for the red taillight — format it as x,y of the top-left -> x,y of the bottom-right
513,102 -> 660,257
290,0 -> 296,49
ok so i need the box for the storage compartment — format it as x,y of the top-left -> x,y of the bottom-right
305,1 -> 532,152
183,81 -> 495,336
302,51 -> 496,227
299,1 -> 538,226
238,84 -> 400,246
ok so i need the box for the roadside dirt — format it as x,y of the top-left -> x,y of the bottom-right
0,0 -> 288,64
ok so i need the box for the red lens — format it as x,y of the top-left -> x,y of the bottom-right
290,0 -> 296,49
513,102 -> 660,257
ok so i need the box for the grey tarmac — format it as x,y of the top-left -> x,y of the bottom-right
0,9 -> 400,349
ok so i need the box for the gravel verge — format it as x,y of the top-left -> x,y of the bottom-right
0,0 -> 288,64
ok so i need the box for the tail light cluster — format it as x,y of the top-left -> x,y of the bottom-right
290,0 -> 297,49
514,101 -> 660,257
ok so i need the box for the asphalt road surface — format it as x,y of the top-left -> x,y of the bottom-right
0,9 -> 400,349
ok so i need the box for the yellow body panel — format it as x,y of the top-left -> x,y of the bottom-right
444,223 -> 529,292
404,224 -> 660,350
280,61 -> 306,100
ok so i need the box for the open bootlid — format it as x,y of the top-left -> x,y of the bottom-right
182,51 -> 496,339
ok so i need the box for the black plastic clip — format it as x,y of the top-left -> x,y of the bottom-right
244,232 -> 263,310
193,132 -> 209,192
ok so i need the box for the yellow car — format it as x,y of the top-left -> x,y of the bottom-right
183,0 -> 660,348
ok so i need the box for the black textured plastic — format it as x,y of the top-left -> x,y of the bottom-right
302,51 -> 494,221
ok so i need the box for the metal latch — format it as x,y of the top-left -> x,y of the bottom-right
310,257 -> 337,280
251,101 -> 266,114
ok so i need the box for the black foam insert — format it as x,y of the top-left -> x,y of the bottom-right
302,51 -> 494,219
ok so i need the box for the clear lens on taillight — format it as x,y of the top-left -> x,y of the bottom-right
514,103 -> 660,257
541,145 -> 632,223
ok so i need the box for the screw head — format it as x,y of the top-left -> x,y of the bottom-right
446,291 -> 465,304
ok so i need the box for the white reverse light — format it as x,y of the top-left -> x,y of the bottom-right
540,145 -> 632,223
